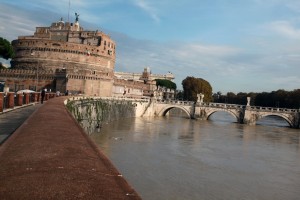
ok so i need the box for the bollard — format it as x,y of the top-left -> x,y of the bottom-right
24,93 -> 30,104
7,92 -> 15,109
17,94 -> 23,106
32,93 -> 39,102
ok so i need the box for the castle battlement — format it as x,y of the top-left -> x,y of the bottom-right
0,69 -> 53,75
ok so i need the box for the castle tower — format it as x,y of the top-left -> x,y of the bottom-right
10,14 -> 116,96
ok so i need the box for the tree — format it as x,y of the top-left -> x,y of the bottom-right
226,92 -> 236,103
213,89 -> 299,108
289,89 -> 300,108
213,91 -> 222,102
182,76 -> 213,102
155,79 -> 177,90
0,37 -> 14,60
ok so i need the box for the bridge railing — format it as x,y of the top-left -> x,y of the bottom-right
68,96 -> 151,105
247,106 -> 299,113
156,99 -> 194,106
199,102 -> 245,109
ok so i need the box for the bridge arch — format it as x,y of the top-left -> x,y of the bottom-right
257,113 -> 293,127
205,109 -> 241,123
157,105 -> 191,118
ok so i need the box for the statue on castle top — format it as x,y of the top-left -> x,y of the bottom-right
75,12 -> 79,22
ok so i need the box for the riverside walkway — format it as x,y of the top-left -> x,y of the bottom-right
0,97 -> 141,200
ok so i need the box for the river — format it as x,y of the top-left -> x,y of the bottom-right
90,111 -> 300,200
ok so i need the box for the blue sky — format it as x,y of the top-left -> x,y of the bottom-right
1,0 -> 300,93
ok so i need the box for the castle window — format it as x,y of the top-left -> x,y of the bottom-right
104,41 -> 106,45
45,43 -> 47,45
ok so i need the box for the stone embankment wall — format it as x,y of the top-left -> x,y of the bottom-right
65,97 -> 153,134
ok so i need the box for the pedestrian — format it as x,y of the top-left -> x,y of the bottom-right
41,88 -> 46,104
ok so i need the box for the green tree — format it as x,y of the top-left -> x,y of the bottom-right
289,89 -> 300,108
176,90 -> 184,100
226,92 -> 236,103
155,79 -> 177,90
182,76 -> 213,102
0,37 -> 14,60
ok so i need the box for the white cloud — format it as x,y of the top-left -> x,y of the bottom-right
0,5 -> 37,40
267,20 -> 300,39
113,29 -> 300,92
132,0 -> 160,22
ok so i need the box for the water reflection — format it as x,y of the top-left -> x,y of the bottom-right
90,111 -> 300,200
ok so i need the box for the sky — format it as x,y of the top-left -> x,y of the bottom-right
0,0 -> 300,93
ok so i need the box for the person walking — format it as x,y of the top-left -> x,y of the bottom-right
41,88 -> 46,104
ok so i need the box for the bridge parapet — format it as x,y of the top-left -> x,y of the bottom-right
247,106 -> 299,113
156,99 -> 194,106
199,102 -> 245,109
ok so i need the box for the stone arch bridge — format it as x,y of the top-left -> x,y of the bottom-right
152,99 -> 300,128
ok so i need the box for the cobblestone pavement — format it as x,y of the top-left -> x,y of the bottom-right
0,97 -> 141,200
0,104 -> 41,144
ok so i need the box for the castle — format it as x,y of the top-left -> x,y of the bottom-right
0,14 -> 175,98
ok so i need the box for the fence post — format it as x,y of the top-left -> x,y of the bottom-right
24,93 -> 30,104
32,93 -> 39,102
17,94 -> 23,106
7,92 -> 15,109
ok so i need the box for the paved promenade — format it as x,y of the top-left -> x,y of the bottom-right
0,97 -> 141,200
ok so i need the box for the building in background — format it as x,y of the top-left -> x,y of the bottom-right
0,15 -> 175,99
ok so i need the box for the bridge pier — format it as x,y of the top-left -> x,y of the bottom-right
194,107 -> 208,120
242,107 -> 257,126
291,112 -> 300,128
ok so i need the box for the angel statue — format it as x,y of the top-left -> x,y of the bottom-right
75,12 -> 79,22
